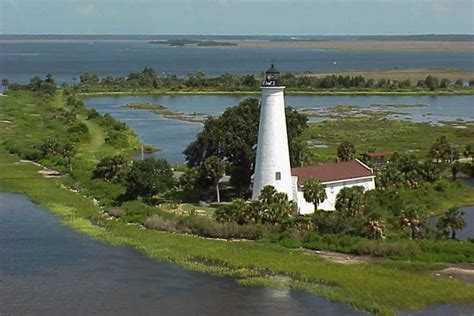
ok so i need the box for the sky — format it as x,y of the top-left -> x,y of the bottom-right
0,0 -> 473,35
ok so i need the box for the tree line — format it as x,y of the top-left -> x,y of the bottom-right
5,68 -> 471,94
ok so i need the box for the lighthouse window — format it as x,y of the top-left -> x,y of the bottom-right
275,172 -> 281,180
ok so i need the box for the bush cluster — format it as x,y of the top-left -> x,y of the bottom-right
145,214 -> 275,240
7,74 -> 57,96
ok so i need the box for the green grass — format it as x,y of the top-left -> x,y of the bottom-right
304,117 -> 474,163
0,152 -> 473,315
1,91 -> 474,315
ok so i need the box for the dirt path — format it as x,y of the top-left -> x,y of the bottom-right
77,118 -> 105,162
303,248 -> 372,264
438,266 -> 474,283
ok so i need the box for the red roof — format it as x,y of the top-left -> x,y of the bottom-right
292,160 -> 373,185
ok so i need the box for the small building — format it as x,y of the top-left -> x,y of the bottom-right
291,159 -> 376,214
362,151 -> 393,171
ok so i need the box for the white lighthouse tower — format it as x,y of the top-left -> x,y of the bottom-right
252,65 -> 294,200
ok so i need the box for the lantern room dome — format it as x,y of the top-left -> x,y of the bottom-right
262,64 -> 282,86
265,64 -> 279,74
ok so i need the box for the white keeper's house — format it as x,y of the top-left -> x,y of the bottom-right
251,64 -> 376,215
291,159 -> 376,214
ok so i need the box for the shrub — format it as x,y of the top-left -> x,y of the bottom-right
3,139 -> 42,161
354,240 -> 421,259
144,215 -> 178,232
178,215 -> 274,239
67,122 -> 89,137
105,130 -> 129,147
87,108 -> 100,120
281,216 -> 314,232
214,199 -> 250,224
92,155 -> 129,182
145,213 -> 275,240
116,200 -> 168,223
107,208 -> 125,218
125,158 -> 175,201
302,234 -> 363,253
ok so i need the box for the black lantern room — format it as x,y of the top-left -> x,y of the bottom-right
262,64 -> 281,86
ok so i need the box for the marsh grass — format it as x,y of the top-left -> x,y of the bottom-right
2,150 -> 474,315
304,117 -> 474,163
1,92 -> 474,315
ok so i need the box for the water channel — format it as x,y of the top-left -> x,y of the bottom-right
0,192 -> 363,315
84,94 -> 474,163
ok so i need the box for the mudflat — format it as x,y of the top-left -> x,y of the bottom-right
236,40 -> 474,52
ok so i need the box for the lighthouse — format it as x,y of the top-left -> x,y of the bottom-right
252,65 -> 294,200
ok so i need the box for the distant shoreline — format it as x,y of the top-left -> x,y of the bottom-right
1,35 -> 473,52
79,89 -> 474,97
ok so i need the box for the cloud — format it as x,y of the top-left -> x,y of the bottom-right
75,3 -> 97,16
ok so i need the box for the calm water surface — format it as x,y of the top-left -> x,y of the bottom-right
0,192 -> 363,316
1,41 -> 473,83
84,94 -> 474,163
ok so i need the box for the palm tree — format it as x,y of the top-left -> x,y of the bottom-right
337,141 -> 356,162
335,186 -> 365,217
248,200 -> 264,223
258,185 -> 277,206
367,219 -> 386,240
302,178 -> 326,211
399,206 -> 424,239
436,207 -> 466,239
202,156 -> 225,203
267,192 -> 294,225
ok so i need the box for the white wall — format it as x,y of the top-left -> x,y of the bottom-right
252,86 -> 293,200
296,176 -> 376,214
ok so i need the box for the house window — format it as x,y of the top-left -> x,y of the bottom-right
275,172 -> 281,180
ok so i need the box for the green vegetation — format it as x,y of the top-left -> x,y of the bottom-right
303,117 -> 474,163
436,207 -> 467,239
5,74 -> 57,96
202,156 -> 225,203
302,178 -> 327,209
215,186 -> 295,226
1,89 -> 474,315
337,140 -> 356,162
7,67 -> 470,96
1,149 -> 474,315
183,98 -> 307,197
124,158 -> 175,201
1,150 -> 474,315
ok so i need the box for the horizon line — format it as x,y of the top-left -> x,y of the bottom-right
1,33 -> 473,37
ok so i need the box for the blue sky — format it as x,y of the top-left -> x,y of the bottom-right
1,0 -> 473,35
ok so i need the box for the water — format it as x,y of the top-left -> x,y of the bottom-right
457,205 -> 474,240
84,94 -> 474,163
0,192 -> 362,315
1,41 -> 473,83
427,178 -> 474,241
